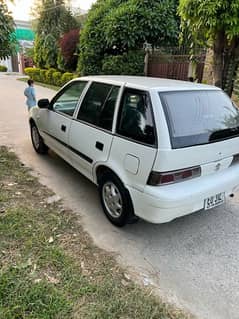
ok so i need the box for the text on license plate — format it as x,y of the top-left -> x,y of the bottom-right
204,192 -> 225,210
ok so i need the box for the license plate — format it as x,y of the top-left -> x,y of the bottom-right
204,192 -> 225,210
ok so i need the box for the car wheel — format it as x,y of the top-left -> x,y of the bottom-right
30,123 -> 48,154
98,172 -> 138,227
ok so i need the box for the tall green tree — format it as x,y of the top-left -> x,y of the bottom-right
33,0 -> 79,69
0,0 -> 16,59
179,0 -> 239,96
78,0 -> 179,75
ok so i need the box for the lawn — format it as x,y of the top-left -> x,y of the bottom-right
0,146 -> 191,319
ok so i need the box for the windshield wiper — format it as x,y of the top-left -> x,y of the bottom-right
209,126 -> 239,141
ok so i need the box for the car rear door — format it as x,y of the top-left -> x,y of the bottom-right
109,88 -> 158,191
68,81 -> 121,180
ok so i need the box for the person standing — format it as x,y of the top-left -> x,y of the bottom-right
24,79 -> 36,110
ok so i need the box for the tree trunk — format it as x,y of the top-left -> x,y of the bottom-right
212,31 -> 225,88
222,38 -> 239,97
144,50 -> 149,76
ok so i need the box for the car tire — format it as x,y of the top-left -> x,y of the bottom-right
30,122 -> 48,154
98,172 -> 138,227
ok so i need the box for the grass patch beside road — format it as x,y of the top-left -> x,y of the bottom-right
0,146 -> 191,319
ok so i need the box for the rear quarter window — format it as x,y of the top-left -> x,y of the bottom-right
117,89 -> 156,146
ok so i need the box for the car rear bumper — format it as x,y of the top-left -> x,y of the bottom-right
128,165 -> 239,223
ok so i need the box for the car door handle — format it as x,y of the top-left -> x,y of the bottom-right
61,125 -> 66,132
95,141 -> 104,151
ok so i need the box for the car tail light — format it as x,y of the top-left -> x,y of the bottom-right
147,166 -> 201,186
231,153 -> 239,165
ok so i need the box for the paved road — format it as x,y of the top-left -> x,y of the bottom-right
1,74 -> 239,319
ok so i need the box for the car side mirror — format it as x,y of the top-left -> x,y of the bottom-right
38,99 -> 50,109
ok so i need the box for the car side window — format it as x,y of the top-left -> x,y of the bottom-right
52,81 -> 87,117
117,89 -> 156,145
98,86 -> 120,130
77,82 -> 119,131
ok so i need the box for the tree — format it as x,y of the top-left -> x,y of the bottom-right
58,29 -> 80,71
104,0 -> 178,52
78,0 -> 179,75
33,0 -> 79,69
0,0 -> 16,59
179,0 -> 239,97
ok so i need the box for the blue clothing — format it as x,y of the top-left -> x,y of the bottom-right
24,86 -> 36,109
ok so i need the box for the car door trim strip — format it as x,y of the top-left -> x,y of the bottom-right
42,130 -> 93,164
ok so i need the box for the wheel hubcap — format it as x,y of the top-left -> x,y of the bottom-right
32,126 -> 40,148
102,182 -> 123,218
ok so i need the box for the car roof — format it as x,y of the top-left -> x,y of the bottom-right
76,75 -> 220,92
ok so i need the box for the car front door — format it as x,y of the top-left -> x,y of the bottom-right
68,82 -> 120,180
39,81 -> 88,161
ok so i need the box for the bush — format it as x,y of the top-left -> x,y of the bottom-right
102,51 -> 145,75
0,65 -> 7,72
33,68 -> 41,82
24,67 -> 76,87
24,67 -> 37,79
45,68 -> 58,84
24,67 -> 42,82
53,71 -> 63,86
24,67 -> 41,81
61,72 -> 74,85
39,69 -> 47,82
24,67 -> 61,86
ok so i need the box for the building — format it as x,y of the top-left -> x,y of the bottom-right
0,20 -> 35,73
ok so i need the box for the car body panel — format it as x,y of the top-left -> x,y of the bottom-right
129,163 -> 239,223
151,137 -> 239,173
68,120 -> 114,181
108,135 -> 157,192
30,76 -> 239,224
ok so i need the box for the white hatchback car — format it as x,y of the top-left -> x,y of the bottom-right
29,76 -> 239,226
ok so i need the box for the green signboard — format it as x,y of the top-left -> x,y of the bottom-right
15,28 -> 35,41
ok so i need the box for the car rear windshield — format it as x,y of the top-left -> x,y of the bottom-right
159,90 -> 239,148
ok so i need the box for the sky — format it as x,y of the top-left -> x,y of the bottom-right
7,0 -> 96,21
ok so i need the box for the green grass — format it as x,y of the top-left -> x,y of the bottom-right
0,267 -> 72,319
0,146 -> 192,319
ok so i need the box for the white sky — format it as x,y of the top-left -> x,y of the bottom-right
7,0 -> 96,21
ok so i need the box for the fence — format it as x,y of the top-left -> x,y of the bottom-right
146,47 -> 206,82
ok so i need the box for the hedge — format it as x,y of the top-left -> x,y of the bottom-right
45,68 -> 57,84
61,72 -> 75,84
24,67 -> 77,86
101,51 -> 145,76
0,65 -> 7,72
24,67 -> 40,80
40,69 -> 47,82
52,71 -> 63,86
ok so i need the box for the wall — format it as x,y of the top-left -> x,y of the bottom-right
0,58 -> 13,72
202,49 -> 213,85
